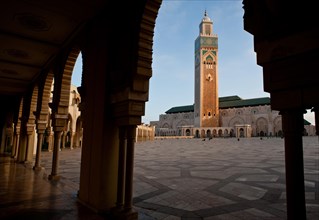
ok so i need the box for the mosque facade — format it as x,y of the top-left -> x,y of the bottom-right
150,12 -> 315,138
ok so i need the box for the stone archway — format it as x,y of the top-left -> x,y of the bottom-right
239,128 -> 244,137
18,85 -> 38,163
218,129 -> 223,137
273,116 -> 282,137
256,117 -> 268,136
228,116 -> 245,127
206,129 -> 211,138
195,129 -> 200,138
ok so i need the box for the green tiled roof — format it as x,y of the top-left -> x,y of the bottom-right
164,97 -> 312,125
219,96 -> 242,102
165,104 -> 194,114
219,97 -> 270,109
165,96 -> 271,114
304,119 -> 311,125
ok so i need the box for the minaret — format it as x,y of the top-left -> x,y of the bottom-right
194,11 -> 219,128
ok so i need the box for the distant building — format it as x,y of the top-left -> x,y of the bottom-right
136,124 -> 155,142
150,12 -> 315,138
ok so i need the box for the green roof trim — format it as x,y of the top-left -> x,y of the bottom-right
165,104 -> 194,114
165,96 -> 271,114
219,96 -> 242,102
219,97 -> 270,109
304,119 -> 311,125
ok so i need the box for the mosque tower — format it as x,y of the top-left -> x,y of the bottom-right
194,11 -> 219,128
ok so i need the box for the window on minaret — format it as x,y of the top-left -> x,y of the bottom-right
205,58 -> 213,69
205,25 -> 211,35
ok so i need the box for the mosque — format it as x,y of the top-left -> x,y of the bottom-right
0,2 -> 317,219
150,12 -> 315,138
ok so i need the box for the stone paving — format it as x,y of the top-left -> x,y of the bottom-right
1,137 -> 318,219
132,137 -> 319,220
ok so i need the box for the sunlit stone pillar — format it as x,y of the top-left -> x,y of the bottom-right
48,130 -> 62,180
281,109 -> 306,220
25,123 -> 35,162
49,114 -> 67,181
33,132 -> 44,170
46,127 -> 53,151
33,120 -> 47,171
69,131 -> 75,149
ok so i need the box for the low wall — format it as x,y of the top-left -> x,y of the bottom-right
155,136 -> 194,140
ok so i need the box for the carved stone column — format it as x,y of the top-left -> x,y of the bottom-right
115,126 -> 127,210
11,125 -> 20,158
46,127 -> 53,151
25,123 -> 35,162
123,125 -> 137,217
17,117 -> 27,163
33,119 -> 47,171
48,130 -> 62,180
69,131 -> 75,149
111,125 -> 138,220
281,110 -> 306,220
48,113 -> 68,180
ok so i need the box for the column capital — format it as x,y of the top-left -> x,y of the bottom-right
26,123 -> 35,135
5,127 -> 13,135
112,100 -> 144,126
36,120 -> 47,133
51,113 -> 68,131
15,126 -> 21,134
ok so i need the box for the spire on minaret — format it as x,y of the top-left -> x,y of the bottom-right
200,10 -> 213,36
202,10 -> 211,22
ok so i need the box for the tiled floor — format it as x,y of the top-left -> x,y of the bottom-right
0,137 -> 318,219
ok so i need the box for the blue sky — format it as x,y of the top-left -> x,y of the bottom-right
72,0 -> 315,125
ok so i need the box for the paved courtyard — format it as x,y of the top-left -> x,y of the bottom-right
1,137 -> 318,219
38,136 -> 319,219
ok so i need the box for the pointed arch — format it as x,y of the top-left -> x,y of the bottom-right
131,0 -> 162,96
39,72 -> 54,116
59,48 -> 81,107
28,86 -> 38,123
162,123 -> 169,128
256,117 -> 268,136
228,116 -> 245,127
17,98 -> 24,124
273,116 -> 282,136
176,120 -> 188,127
